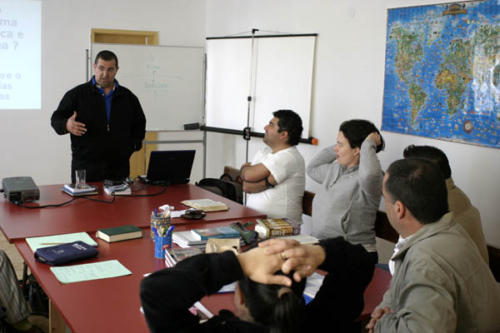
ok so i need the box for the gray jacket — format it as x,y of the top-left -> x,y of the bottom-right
376,213 -> 500,332
306,138 -> 383,248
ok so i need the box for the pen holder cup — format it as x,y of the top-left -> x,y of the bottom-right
150,214 -> 170,240
154,232 -> 172,259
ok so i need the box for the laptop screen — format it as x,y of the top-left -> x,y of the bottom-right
146,150 -> 195,184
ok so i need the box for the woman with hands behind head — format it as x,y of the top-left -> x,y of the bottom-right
307,119 -> 384,265
140,236 -> 374,333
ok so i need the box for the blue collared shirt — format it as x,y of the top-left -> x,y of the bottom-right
91,76 -> 118,122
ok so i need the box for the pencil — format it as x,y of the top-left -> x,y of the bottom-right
40,242 -> 66,246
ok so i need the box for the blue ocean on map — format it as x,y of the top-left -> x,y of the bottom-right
382,0 -> 499,148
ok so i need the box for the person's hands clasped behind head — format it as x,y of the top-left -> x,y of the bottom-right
259,239 -> 326,283
237,245 -> 294,287
66,111 -> 87,136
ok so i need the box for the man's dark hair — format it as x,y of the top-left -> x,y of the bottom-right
403,145 -> 452,178
273,110 -> 303,146
94,50 -> 119,68
339,119 -> 385,153
385,158 -> 449,224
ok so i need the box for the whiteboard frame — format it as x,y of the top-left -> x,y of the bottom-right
90,43 -> 205,131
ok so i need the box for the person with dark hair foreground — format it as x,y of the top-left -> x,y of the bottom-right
367,159 -> 500,333
306,119 -> 384,265
140,237 -> 374,333
51,50 -> 146,182
402,144 -> 489,263
241,110 -> 305,224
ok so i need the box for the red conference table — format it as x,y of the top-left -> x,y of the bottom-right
0,183 -> 265,242
16,225 -> 391,333
15,223 -> 241,333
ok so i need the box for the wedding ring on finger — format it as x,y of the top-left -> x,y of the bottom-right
280,251 -> 288,261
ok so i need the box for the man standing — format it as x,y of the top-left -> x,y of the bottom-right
240,110 -> 305,223
51,50 -> 146,182
367,159 -> 500,332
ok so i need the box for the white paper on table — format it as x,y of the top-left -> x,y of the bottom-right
50,260 -> 131,284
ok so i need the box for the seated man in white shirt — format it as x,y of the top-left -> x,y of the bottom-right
240,110 -> 305,224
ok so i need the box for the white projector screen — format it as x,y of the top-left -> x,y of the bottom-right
206,34 -> 316,138
0,0 -> 41,110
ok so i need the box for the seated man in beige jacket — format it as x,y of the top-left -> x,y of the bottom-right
403,144 -> 489,263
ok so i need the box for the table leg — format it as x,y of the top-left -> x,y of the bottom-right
49,300 -> 66,333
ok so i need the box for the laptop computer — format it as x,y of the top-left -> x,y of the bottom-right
143,150 -> 195,185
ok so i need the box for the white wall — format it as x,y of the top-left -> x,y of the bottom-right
0,0 -> 206,185
205,0 -> 500,248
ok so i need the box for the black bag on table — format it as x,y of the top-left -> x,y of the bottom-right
34,241 -> 98,266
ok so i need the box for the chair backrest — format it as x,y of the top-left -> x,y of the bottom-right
303,190 -> 315,217
488,245 -> 500,282
223,166 -> 243,184
196,177 -> 242,204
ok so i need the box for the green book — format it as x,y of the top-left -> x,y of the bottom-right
96,225 -> 143,243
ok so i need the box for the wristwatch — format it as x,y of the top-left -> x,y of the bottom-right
265,177 -> 275,189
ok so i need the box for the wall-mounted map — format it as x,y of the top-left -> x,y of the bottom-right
382,0 -> 499,148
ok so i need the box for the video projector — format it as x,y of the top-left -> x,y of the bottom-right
2,177 -> 40,203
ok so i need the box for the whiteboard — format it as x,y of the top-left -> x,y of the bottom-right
205,35 -> 316,138
91,43 -> 205,131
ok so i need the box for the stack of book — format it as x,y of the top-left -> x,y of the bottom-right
62,184 -> 98,196
254,218 -> 300,239
164,247 -> 202,267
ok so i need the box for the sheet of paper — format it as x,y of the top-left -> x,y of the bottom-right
26,232 -> 98,252
50,260 -> 131,284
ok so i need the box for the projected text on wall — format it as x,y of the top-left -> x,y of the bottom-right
0,0 -> 41,109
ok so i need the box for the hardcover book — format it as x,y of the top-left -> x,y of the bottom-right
255,218 -> 300,238
181,199 -> 228,212
191,226 -> 240,241
96,225 -> 143,243
172,231 -> 207,248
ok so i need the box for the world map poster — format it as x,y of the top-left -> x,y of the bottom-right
381,0 -> 499,148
